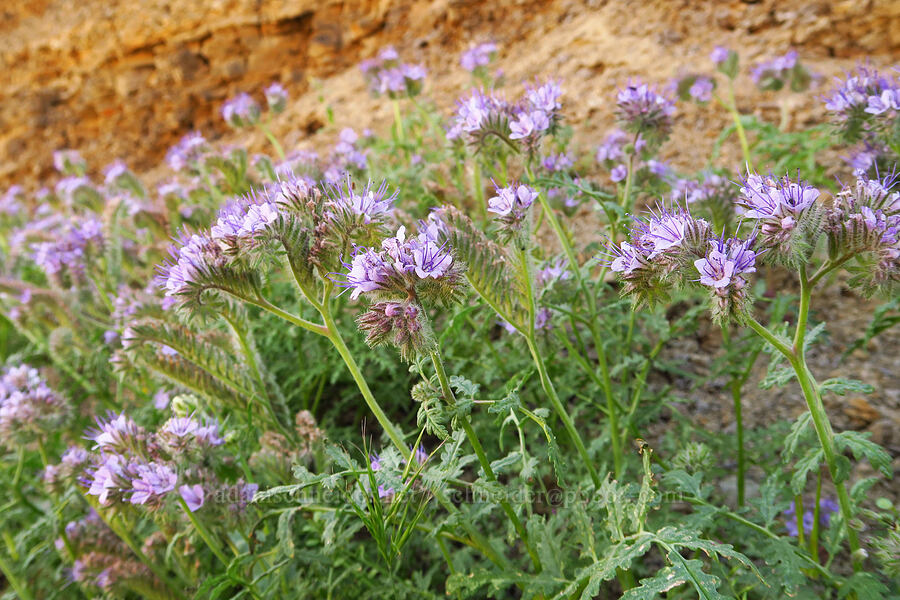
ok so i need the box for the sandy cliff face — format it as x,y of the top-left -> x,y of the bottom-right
1,0 -> 898,187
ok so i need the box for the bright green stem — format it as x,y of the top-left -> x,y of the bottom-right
0,549 -> 34,600
252,296 -> 328,337
259,121 -> 286,161
321,308 -> 409,456
473,160 -> 487,223
810,469 -> 823,563
621,142 -> 637,213
179,498 -> 230,566
391,99 -> 405,144
726,80 -> 753,171
722,327 -> 745,507
429,352 -> 542,573
525,336 -> 601,488
744,307 -> 863,570
593,336 -> 624,479
732,376 -> 745,507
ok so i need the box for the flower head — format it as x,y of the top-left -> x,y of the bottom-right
460,42 -> 497,72
130,462 -> 177,507
222,93 -> 261,127
616,81 -> 675,144
179,484 -> 205,512
264,82 -> 289,113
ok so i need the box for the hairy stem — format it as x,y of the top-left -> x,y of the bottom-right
429,351 -> 542,572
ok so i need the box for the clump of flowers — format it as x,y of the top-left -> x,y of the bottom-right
693,235 -> 758,322
83,410 -> 255,519
222,92 -> 261,128
607,204 -> 714,305
750,50 -> 812,92
825,171 -> 900,294
460,41 -> 497,74
737,171 -> 822,265
165,132 -> 209,173
676,75 -> 715,104
0,365 -> 69,448
343,224 -> 464,359
487,181 -> 538,240
30,218 -> 104,288
264,82 -> 289,114
360,46 -> 427,99
823,66 -> 899,172
615,80 -> 676,147
447,80 -> 563,153
60,511 -> 159,596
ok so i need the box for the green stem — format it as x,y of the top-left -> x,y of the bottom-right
722,327 -> 745,507
391,99 -> 405,145
744,304 -> 862,569
725,80 -> 753,171
321,307 -> 408,456
525,335 -> 601,488
596,337 -> 624,479
429,352 -> 542,573
810,469 -> 823,564
259,121 -> 286,161
794,495 -> 806,547
180,498 -> 230,566
473,159 -> 486,223
251,296 -> 329,337
621,138 -> 638,213
0,550 -> 33,600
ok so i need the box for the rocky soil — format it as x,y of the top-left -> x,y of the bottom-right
2,0 -> 898,478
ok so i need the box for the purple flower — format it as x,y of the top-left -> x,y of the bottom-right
161,416 -> 200,438
739,173 -> 820,221
610,164 -> 628,182
488,183 -> 538,216
710,46 -> 730,65
596,129 -> 628,163
86,454 -> 131,506
694,237 -> 757,290
53,149 -> 85,174
130,462 -> 177,506
377,484 -> 395,500
509,110 -> 550,140
409,236 -> 453,279
616,81 -> 675,141
153,390 -> 171,410
345,248 -> 390,299
864,88 -> 900,115
166,132 -> 207,171
750,50 -> 798,85
89,413 -> 145,453
103,160 -> 129,185
541,153 -> 573,173
264,82 -> 288,113
412,444 -> 428,465
460,42 -> 497,72
689,77 -> 714,102
784,497 -> 840,537
526,80 -> 563,114
332,179 -> 396,224
222,93 -> 261,127
179,484 -> 205,512
370,454 -> 383,471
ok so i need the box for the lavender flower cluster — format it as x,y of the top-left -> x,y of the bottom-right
30,218 -> 104,286
82,410 -> 256,516
345,222 -> 462,358
446,80 -> 563,152
824,66 -> 900,172
61,511 -> 157,595
615,81 -> 676,146
360,46 -> 427,99
750,50 -> 812,92
460,42 -> 497,73
0,365 -> 69,447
